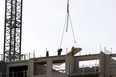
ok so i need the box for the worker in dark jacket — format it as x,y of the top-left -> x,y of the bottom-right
57,48 -> 62,56
46,49 -> 49,57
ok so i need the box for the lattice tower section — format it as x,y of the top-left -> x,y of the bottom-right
3,0 -> 23,61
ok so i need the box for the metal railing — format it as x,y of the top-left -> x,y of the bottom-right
78,64 -> 100,74
0,52 -> 35,61
0,71 -> 27,77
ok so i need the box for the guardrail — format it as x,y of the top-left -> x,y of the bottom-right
78,64 -> 100,74
0,52 -> 35,61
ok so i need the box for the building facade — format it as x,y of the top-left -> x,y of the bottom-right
0,47 -> 116,77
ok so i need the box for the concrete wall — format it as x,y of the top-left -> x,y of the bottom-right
52,72 -> 66,77
0,61 -> 6,77
110,58 -> 116,77
34,75 -> 46,77
99,52 -> 116,77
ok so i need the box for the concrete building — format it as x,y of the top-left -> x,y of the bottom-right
0,47 -> 116,77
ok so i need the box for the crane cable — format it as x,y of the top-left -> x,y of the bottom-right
59,0 -> 78,48
59,13 -> 78,48
59,14 -> 67,48
69,14 -> 78,46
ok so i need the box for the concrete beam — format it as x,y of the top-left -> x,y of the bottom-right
75,54 -> 99,61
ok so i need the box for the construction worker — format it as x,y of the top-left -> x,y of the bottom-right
46,49 -> 49,57
57,48 -> 62,56
71,46 -> 75,55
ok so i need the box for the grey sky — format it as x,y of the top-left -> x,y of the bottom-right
0,0 -> 116,57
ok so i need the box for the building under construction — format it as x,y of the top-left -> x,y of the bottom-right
0,47 -> 116,77
1,0 -> 116,77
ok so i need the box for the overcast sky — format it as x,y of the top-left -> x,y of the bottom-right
0,0 -> 116,57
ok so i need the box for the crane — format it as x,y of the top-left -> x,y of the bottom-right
3,0 -> 23,61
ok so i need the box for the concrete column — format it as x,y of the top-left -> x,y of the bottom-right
99,52 -> 105,77
46,58 -> 52,77
66,55 -> 70,75
75,59 -> 79,73
70,56 -> 75,74
6,65 -> 9,77
28,59 -> 34,77
66,55 -> 75,75
105,55 -> 110,76
99,52 -> 111,77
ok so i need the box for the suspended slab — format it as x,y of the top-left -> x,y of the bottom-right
67,47 -> 82,55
